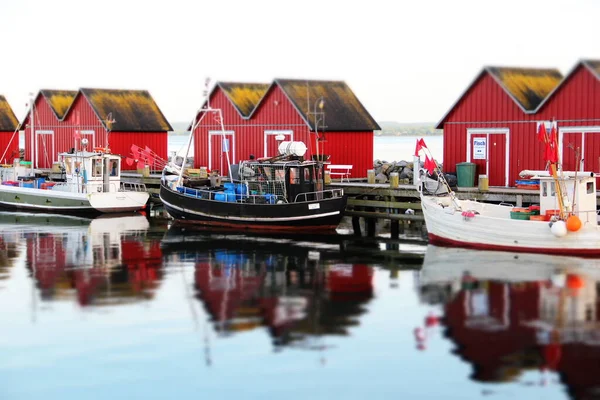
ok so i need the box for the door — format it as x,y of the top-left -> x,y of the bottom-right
209,131 -> 235,177
488,134 -> 506,187
561,132 -> 583,171
264,130 -> 293,158
583,132 -> 600,187
35,130 -> 54,169
469,131 -> 507,187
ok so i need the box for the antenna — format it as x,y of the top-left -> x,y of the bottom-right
105,112 -> 116,149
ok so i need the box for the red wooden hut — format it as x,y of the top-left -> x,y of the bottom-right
191,79 -> 380,178
0,95 -> 20,164
437,67 -> 563,187
437,59 -> 600,187
535,60 -> 600,173
21,88 -> 172,170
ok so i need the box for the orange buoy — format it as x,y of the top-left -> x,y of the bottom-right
566,215 -> 582,232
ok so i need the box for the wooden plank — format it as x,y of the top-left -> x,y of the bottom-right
347,199 -> 422,210
345,210 -> 424,221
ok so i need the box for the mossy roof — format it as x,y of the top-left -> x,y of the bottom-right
583,59 -> 600,80
276,79 -> 380,131
219,82 -> 270,117
41,90 -> 77,119
0,95 -> 18,131
80,88 -> 172,132
487,67 -> 563,112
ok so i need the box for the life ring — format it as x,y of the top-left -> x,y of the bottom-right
93,147 -> 105,153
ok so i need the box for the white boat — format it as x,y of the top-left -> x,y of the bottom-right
420,244 -> 600,286
420,171 -> 600,256
0,145 -> 149,213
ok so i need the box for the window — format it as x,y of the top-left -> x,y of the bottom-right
110,160 -> 119,176
587,182 -> 594,194
92,159 -> 103,177
289,167 -> 300,184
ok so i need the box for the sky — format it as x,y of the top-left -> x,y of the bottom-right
1,0 -> 598,125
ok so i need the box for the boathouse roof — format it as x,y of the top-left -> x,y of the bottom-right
276,79 -> 381,132
582,59 -> 600,80
40,90 -> 78,119
436,66 -> 563,128
0,95 -> 18,131
79,88 -> 173,132
218,82 -> 270,118
486,67 -> 563,112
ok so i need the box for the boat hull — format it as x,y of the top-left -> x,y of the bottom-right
0,185 -> 148,214
159,183 -> 347,233
421,195 -> 600,257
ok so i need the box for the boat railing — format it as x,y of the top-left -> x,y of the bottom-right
177,185 -> 288,204
120,182 -> 147,192
293,188 -> 344,203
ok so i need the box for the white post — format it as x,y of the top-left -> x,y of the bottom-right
30,95 -> 35,175
413,155 -> 421,187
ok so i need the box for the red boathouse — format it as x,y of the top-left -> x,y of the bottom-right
437,59 -> 600,187
21,88 -> 172,170
0,95 -> 20,164
190,79 -> 380,178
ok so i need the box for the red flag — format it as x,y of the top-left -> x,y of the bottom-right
414,138 -> 427,156
537,123 -> 547,143
549,124 -> 557,145
424,155 -> 436,175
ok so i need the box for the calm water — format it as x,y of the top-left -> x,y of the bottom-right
1,212 -> 598,399
168,135 -> 444,163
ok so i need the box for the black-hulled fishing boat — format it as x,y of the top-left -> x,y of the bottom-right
159,102 -> 347,233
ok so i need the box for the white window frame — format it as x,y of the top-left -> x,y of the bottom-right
208,130 -> 235,172
558,126 -> 600,171
80,130 -> 95,149
35,130 -> 55,168
264,130 -> 293,158
466,128 -> 510,187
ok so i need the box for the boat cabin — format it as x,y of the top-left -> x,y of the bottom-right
58,150 -> 122,194
538,172 -> 597,224
238,159 -> 324,203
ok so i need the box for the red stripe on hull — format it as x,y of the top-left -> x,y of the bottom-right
428,233 -> 600,257
176,218 -> 338,234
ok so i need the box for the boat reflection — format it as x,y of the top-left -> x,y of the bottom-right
161,228 -> 374,351
0,212 -> 162,306
418,245 -> 600,399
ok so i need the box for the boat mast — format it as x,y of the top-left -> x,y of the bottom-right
30,93 -> 35,175
177,79 -> 233,187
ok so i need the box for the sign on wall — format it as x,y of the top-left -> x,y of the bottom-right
473,138 -> 487,160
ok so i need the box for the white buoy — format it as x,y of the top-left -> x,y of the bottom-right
551,220 -> 567,237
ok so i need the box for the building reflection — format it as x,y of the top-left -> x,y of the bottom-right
163,230 -> 374,351
0,212 -> 162,306
418,245 -> 600,399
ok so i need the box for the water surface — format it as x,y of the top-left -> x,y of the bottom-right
0,212 -> 598,399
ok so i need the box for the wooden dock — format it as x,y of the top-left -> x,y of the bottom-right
117,173 -> 580,237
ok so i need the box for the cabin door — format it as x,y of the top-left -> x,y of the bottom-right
264,130 -> 293,158
561,132 -> 583,171
560,127 -> 600,186
35,130 -> 55,169
468,130 -> 508,187
209,131 -> 235,177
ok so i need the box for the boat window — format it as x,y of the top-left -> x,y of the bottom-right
64,158 -> 72,174
92,159 -> 103,177
110,160 -> 119,177
289,167 -> 300,184
542,182 -> 547,197
550,183 -> 556,197
587,182 -> 594,194
303,167 -> 313,184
